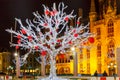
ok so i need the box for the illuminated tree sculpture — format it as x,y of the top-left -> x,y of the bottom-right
6,2 -> 94,80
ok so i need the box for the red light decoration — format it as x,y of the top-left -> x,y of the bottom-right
57,39 -> 61,43
100,77 -> 106,80
41,51 -> 47,56
74,33 -> 78,37
77,21 -> 80,25
17,39 -> 21,44
28,35 -> 32,39
21,29 -> 26,34
15,46 -> 19,50
65,17 -> 69,21
88,37 -> 94,43
45,10 -> 50,15
35,46 -> 39,50
28,35 -> 32,41
68,40 -> 72,44
50,11 -> 54,16
17,35 -> 21,39
44,23 -> 48,27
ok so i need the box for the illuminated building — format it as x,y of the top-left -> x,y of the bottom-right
55,0 -> 120,76
0,49 -> 12,74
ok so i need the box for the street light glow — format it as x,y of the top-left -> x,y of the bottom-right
14,52 -> 18,57
71,46 -> 75,51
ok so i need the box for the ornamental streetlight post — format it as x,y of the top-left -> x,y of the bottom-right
107,62 -> 117,76
14,52 -> 20,78
7,66 -> 13,75
71,46 -> 78,76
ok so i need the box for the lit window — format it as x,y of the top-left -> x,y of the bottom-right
97,44 -> 101,57
96,28 -> 101,39
107,19 -> 114,37
86,49 -> 90,59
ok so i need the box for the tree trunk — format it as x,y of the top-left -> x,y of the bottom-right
41,56 -> 45,76
39,55 -> 68,80
49,55 -> 57,79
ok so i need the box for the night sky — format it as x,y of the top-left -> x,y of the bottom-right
0,0 -> 91,50
0,0 -> 120,50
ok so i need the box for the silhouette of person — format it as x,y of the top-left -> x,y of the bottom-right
103,71 -> 108,76
94,70 -> 98,76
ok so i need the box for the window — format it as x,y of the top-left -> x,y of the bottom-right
107,40 -> 115,58
97,62 -> 101,73
80,53 -> 83,59
80,64 -> 83,73
96,28 -> 101,39
87,63 -> 90,74
86,49 -> 90,59
97,44 -> 101,57
107,19 -> 114,37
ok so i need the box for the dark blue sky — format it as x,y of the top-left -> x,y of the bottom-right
0,0 -> 91,49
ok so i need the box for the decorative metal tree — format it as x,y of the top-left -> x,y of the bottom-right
6,2 -> 94,80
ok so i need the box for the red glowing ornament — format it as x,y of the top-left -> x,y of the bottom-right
17,35 -> 21,39
44,23 -> 48,27
15,46 -> 19,50
21,29 -> 26,34
50,11 -> 54,16
35,46 -> 39,50
28,35 -> 32,41
68,40 -> 72,44
57,39 -> 61,43
17,40 -> 21,44
88,37 -> 94,43
74,33 -> 78,37
50,10 -> 57,16
65,17 -> 69,21
41,51 -> 47,56
45,10 -> 50,15
77,21 -> 80,25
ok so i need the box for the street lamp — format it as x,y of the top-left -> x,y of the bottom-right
14,52 -> 20,78
71,46 -> 78,76
107,62 -> 117,76
7,66 -> 13,75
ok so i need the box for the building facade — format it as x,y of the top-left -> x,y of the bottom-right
55,0 -> 120,76
0,51 -> 12,74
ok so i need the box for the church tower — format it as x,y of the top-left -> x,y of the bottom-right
89,0 -> 97,22
98,0 -> 104,19
103,0 -> 117,19
89,0 -> 97,32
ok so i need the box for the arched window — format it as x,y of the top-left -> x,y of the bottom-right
107,19 -> 114,37
87,62 -> 90,74
96,27 -> 101,39
97,43 -> 101,73
86,49 -> 90,59
97,44 -> 101,57
107,40 -> 115,58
